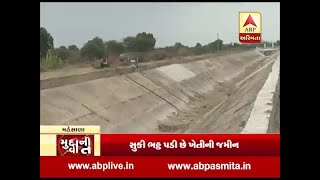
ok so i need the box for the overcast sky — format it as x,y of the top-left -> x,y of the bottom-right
40,2 -> 280,48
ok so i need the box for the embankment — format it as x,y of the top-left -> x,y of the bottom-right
40,50 -> 278,133
242,55 -> 280,133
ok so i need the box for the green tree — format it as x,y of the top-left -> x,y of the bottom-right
123,36 -> 137,52
135,32 -> 156,52
80,37 -> 105,59
68,45 -> 79,52
193,43 -> 204,55
123,32 -> 156,52
40,27 -> 54,58
55,46 -> 70,60
206,39 -> 223,53
105,40 -> 124,56
174,42 -> 184,49
207,42 -> 216,53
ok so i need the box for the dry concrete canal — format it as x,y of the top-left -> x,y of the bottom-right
40,49 -> 280,134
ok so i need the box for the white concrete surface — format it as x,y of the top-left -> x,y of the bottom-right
156,64 -> 196,82
241,54 -> 280,133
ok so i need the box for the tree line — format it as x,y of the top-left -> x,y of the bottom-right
41,27 -> 157,61
40,27 -> 279,70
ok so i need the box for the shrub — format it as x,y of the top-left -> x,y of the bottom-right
65,51 -> 81,64
40,50 -> 63,71
177,48 -> 193,56
149,50 -> 167,60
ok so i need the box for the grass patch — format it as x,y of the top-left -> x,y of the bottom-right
40,50 -> 63,72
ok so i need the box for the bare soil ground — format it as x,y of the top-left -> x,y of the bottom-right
40,49 -> 251,80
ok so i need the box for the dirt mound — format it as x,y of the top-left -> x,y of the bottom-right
91,60 -> 102,69
107,55 -> 123,67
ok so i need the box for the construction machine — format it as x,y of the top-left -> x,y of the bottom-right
91,53 -> 139,69
119,53 -> 140,68
91,57 -> 109,69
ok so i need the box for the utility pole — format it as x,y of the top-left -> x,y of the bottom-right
217,33 -> 220,51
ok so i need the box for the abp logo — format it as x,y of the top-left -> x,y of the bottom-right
239,12 -> 262,43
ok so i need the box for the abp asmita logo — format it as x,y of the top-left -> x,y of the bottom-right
239,12 -> 261,43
